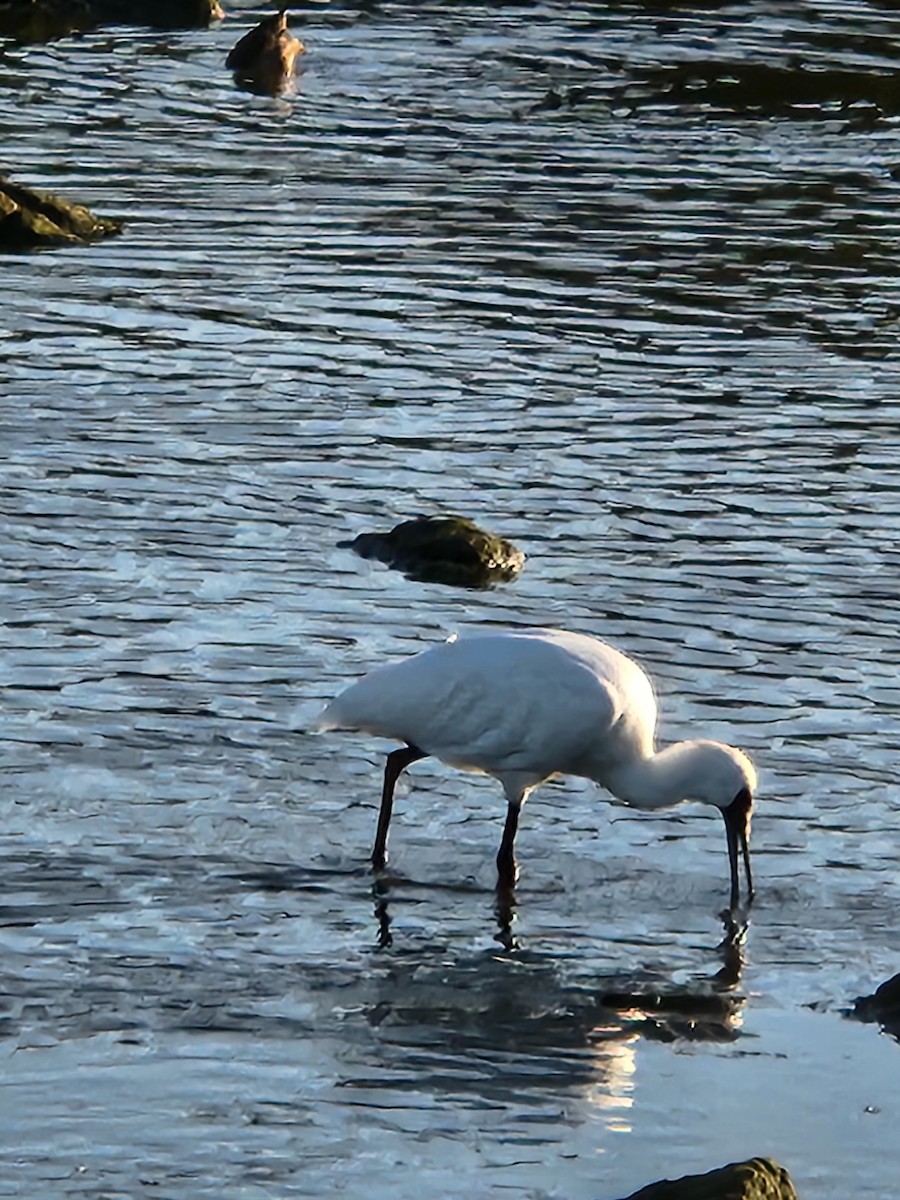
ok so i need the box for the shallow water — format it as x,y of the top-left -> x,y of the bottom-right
2,1 -> 900,1196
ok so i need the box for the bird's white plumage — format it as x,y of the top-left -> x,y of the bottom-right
317,628 -> 754,809
320,630 -> 634,775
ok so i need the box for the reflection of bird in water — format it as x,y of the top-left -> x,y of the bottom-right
360,930 -> 641,1110
600,917 -> 747,1045
318,628 -> 756,911
225,9 -> 305,94
357,909 -> 745,1118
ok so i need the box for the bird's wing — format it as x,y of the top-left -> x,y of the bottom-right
318,632 -> 626,777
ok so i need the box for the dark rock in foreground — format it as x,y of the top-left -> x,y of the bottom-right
0,174 -> 122,249
617,1157 -> 799,1200
340,515 -> 525,589
852,972 -> 900,1038
0,0 -> 222,43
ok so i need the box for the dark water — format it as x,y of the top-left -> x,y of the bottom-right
2,1 -> 900,1196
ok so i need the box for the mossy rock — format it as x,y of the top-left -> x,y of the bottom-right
0,0 -> 90,39
852,971 -> 900,1038
0,175 -> 122,249
95,0 -> 223,27
618,1157 -> 798,1200
0,0 -> 221,42
340,515 -> 525,589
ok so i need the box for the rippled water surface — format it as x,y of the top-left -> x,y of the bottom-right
2,1 -> 900,1196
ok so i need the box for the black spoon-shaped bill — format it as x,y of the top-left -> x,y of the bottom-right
721,786 -> 753,910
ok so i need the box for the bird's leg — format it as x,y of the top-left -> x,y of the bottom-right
495,800 -> 521,891
372,743 -> 426,869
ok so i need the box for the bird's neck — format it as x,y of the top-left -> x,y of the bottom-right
602,741 -> 711,811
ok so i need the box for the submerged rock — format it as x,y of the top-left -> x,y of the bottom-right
0,0 -> 222,43
340,515 -> 525,589
226,9 -> 305,97
0,174 -> 121,249
618,1157 -> 799,1200
852,972 -> 900,1039
631,60 -> 900,117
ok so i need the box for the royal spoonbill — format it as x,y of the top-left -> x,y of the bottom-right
317,628 -> 756,909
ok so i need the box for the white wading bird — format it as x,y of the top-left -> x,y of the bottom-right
317,628 -> 756,909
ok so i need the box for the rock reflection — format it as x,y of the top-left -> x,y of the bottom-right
231,64 -> 299,98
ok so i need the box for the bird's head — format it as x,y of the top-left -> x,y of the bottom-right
682,740 -> 756,808
693,741 -> 756,911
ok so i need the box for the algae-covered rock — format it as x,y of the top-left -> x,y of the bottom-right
0,0 -> 222,43
103,0 -> 223,29
618,1157 -> 798,1200
852,971 -> 900,1038
340,515 -> 525,589
0,174 -> 122,249
0,0 -> 86,40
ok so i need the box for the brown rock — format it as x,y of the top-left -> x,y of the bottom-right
0,0 -> 221,43
0,174 -> 121,249
617,1157 -> 798,1200
852,971 -> 900,1038
340,515 -> 525,589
